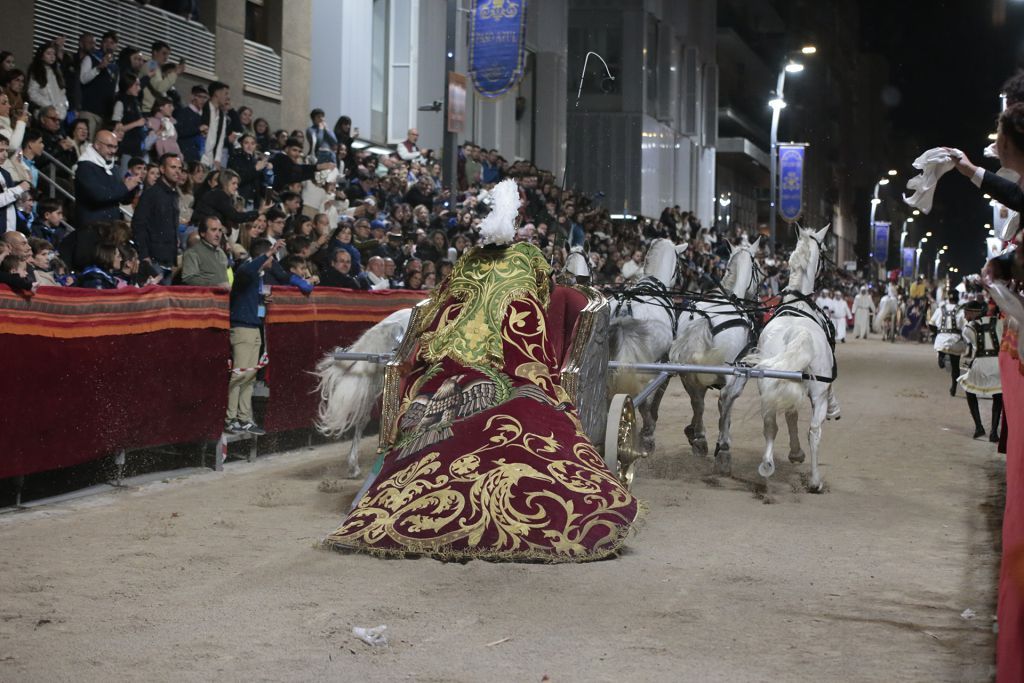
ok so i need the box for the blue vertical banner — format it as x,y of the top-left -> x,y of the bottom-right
871,221 -> 890,264
901,247 -> 916,278
469,0 -> 529,98
777,144 -> 807,223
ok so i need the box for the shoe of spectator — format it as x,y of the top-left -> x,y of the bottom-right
224,419 -> 243,434
240,421 -> 266,436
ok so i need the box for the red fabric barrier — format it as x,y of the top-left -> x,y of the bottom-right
0,286 -> 230,479
998,330 -> 1024,682
261,287 -> 428,433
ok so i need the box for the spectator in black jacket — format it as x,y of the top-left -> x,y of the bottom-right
174,85 -> 208,164
227,134 -> 270,207
192,168 -> 269,237
74,129 -> 141,229
34,106 -> 77,179
320,248 -> 360,288
131,152 -> 182,280
270,136 -> 333,191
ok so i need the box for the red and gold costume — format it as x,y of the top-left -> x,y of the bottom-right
323,242 -> 640,562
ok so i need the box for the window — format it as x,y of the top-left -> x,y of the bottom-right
245,0 -> 269,45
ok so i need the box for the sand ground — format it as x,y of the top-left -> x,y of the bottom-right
0,337 -> 1003,682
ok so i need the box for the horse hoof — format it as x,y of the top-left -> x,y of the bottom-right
347,467 -> 362,479
808,479 -> 826,494
788,450 -> 805,464
758,461 -> 775,478
826,410 -> 841,421
714,444 -> 732,476
692,437 -> 708,458
641,435 -> 656,454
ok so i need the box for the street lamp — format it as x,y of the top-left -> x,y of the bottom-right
768,46 -> 816,255
934,246 -> 947,279
899,217 -> 914,251
914,236 -> 928,278
869,177 -> 890,227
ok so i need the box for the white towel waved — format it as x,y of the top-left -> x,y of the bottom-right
903,147 -> 961,214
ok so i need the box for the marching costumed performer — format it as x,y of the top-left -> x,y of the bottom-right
322,179 -> 640,562
959,300 -> 1004,441
829,289 -> 851,344
852,286 -> 875,339
930,289 -> 966,395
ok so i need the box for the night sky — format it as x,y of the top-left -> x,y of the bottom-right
858,0 -> 1023,276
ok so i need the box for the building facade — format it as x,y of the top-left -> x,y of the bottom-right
565,0 -> 718,224
310,0 -> 569,182
4,0 -> 311,132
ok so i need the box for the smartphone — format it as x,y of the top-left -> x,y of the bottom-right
263,186 -> 275,202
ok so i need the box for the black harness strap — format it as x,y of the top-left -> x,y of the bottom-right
769,289 -> 838,383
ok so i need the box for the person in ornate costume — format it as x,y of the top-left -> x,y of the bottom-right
323,179 -> 640,562
958,300 -> 1004,441
931,289 -> 966,395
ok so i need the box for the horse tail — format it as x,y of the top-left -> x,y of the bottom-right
314,308 -> 412,437
670,315 -> 725,386
608,316 -> 654,397
746,326 -> 814,415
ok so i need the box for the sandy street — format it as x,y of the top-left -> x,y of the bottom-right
0,337 -> 1002,682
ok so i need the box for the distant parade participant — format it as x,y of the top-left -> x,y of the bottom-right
930,289 -> 966,395
852,286 -> 875,338
815,288 -> 833,318
958,300 -> 1003,440
829,289 -> 851,343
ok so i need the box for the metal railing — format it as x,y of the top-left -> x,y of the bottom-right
38,150 -> 76,203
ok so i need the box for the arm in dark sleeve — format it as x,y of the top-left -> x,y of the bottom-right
76,165 -> 134,205
229,155 -> 261,187
131,188 -> 154,260
981,170 -> 1024,212
232,255 -> 267,289
175,108 -> 201,139
211,191 -> 258,225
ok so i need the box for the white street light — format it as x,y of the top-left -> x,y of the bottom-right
768,50 -> 816,255
913,209 -> 920,216
887,169 -> 898,176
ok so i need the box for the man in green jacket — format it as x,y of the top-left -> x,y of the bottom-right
181,216 -> 229,288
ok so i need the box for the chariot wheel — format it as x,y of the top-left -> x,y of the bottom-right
604,393 -> 648,489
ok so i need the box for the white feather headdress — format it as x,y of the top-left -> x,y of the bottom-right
478,179 -> 520,246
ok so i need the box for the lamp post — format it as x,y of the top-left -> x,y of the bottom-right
914,236 -> 928,279
934,245 -> 947,278
869,177 -> 890,227
768,46 -> 815,256
899,217 -> 914,251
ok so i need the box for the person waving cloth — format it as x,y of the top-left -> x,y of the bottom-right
323,179 -> 641,562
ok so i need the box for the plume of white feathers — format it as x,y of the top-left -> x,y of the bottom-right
479,178 -> 521,246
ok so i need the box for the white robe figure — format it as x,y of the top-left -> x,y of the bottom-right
931,301 -> 966,356
815,293 -> 833,318
830,295 -> 851,342
852,287 -> 875,338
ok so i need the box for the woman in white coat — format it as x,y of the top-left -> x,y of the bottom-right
26,43 -> 68,121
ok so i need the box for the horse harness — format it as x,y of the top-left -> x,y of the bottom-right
770,289 -> 838,384
611,276 -> 680,336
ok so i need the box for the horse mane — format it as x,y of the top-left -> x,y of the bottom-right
787,231 -> 813,285
721,248 -> 742,292
643,238 -> 676,285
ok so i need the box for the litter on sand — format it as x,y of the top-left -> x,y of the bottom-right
352,624 -> 389,647
960,609 -> 977,621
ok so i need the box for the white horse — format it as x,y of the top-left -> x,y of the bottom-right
608,237 -> 688,451
875,283 -> 899,342
564,246 -> 592,283
670,237 -> 761,475
315,308 -> 412,477
747,225 -> 839,493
